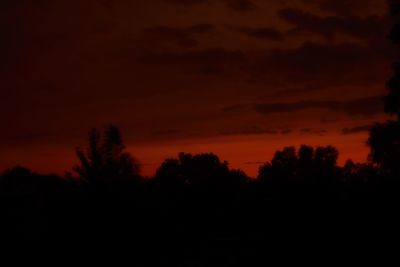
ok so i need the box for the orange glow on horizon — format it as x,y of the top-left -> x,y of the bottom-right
0,131 -> 371,178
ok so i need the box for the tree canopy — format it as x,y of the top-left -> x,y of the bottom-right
74,126 -> 141,185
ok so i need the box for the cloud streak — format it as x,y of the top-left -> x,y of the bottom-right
218,126 -> 279,136
140,48 -> 245,75
143,24 -> 214,47
255,96 -> 384,117
279,7 -> 387,41
301,0 -> 385,16
164,0 -> 255,11
342,125 -> 373,135
236,26 -> 285,41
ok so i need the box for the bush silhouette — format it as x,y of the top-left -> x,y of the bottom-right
154,152 -> 248,190
258,145 -> 339,190
368,121 -> 400,177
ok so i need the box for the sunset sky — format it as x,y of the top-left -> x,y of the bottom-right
1,0 -> 395,177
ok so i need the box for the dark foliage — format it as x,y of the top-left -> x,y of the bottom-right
368,121 -> 400,176
0,124 -> 398,264
257,145 -> 340,197
74,125 -> 141,189
1,143 -> 398,264
368,1 -> 400,183
153,152 -> 248,191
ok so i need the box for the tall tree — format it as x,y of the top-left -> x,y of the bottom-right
74,126 -> 140,185
368,1 -> 400,177
367,121 -> 400,176
385,0 -> 400,119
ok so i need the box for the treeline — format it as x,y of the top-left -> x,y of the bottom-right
1,125 -> 398,200
0,125 -> 399,251
2,123 -> 400,192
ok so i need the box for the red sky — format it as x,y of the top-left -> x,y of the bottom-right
0,0 -> 396,177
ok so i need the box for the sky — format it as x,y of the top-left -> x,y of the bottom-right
0,0 -> 396,177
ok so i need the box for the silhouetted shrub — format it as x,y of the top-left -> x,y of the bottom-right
368,121 -> 400,178
154,152 -> 248,191
258,145 -> 340,193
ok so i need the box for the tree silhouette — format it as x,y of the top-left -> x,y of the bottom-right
342,159 -> 380,192
154,152 -> 248,190
297,145 -> 315,182
0,166 -> 37,196
74,126 -> 141,185
258,145 -> 339,189
154,158 -> 185,190
385,62 -> 400,118
314,146 -> 339,183
368,121 -> 400,176
258,147 -> 297,187
368,1 -> 400,177
386,0 -> 400,119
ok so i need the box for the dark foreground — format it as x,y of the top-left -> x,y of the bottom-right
1,171 -> 399,265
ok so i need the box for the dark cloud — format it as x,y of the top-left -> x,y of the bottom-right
320,117 -> 340,124
281,129 -> 294,135
140,48 -> 245,75
300,128 -> 312,133
342,125 -> 373,135
279,8 -> 387,41
301,0 -> 385,16
6,133 -> 47,143
143,23 -> 214,47
164,0 -> 206,5
252,41 -> 392,87
153,129 -> 182,136
219,126 -> 279,136
255,96 -> 384,117
300,128 -> 328,135
164,0 -> 255,11
1,130 -> 72,147
224,0 -> 255,12
221,104 -> 249,113
236,27 -> 285,41
140,37 -> 391,86
188,24 -> 215,33
140,39 -> 392,90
